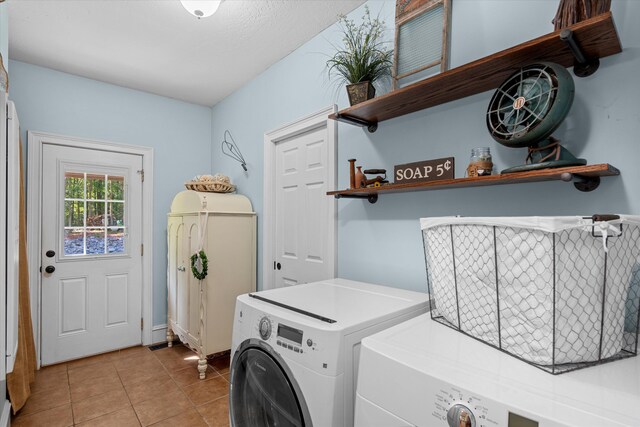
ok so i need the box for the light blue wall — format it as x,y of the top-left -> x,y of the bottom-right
211,0 -> 640,292
9,60 -> 213,326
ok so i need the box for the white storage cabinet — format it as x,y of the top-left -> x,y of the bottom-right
167,190 -> 256,379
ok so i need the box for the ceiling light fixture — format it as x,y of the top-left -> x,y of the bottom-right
180,0 -> 221,19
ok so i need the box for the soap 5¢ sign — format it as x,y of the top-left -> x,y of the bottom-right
394,157 -> 454,184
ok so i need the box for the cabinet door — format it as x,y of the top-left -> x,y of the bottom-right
176,216 -> 197,332
167,216 -> 183,326
185,215 -> 202,345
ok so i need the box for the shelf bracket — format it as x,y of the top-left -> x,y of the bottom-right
334,113 -> 378,133
559,29 -> 600,77
560,172 -> 601,192
334,193 -> 379,204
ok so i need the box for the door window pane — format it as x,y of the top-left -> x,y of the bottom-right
64,201 -> 85,227
65,173 -> 85,199
86,174 -> 106,200
107,228 -> 125,254
63,171 -> 126,256
64,229 -> 85,256
107,202 -> 124,226
86,201 -> 106,226
86,229 -> 106,255
108,176 -> 125,201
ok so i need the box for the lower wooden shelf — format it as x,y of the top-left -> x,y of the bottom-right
327,164 -> 620,203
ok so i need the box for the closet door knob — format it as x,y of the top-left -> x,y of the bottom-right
44,265 -> 56,274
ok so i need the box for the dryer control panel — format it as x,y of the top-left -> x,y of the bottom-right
276,323 -> 304,353
255,315 -> 312,355
258,316 -> 272,340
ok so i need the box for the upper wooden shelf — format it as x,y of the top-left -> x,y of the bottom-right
329,12 -> 621,130
327,164 -> 620,203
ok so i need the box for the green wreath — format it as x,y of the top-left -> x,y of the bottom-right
190,250 -> 208,281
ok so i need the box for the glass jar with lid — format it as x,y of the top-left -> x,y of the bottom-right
467,147 -> 493,177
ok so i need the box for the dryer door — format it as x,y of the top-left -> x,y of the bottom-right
230,339 -> 312,427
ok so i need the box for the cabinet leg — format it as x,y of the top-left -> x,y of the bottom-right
198,356 -> 207,380
166,328 -> 175,347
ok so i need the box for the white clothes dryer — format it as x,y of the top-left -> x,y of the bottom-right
229,278 -> 429,427
355,314 -> 640,427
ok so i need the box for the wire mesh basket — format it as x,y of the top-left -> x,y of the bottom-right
421,215 -> 640,374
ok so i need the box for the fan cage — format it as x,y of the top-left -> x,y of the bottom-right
487,64 -> 561,142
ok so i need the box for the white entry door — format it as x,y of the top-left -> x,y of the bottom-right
41,144 -> 143,365
273,124 -> 333,288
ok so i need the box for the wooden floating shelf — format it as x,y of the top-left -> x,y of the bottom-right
329,12 -> 621,130
327,164 -> 620,203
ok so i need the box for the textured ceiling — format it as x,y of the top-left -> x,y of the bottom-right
8,0 -> 365,106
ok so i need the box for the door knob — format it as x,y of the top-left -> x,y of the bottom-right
276,262 -> 281,270
177,266 -> 186,272
46,250 -> 55,258
44,265 -> 56,274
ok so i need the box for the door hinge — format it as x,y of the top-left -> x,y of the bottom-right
140,244 -> 144,256
140,318 -> 144,330
137,169 -> 144,182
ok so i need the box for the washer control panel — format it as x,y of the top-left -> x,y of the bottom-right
435,387 -> 491,426
447,403 -> 476,427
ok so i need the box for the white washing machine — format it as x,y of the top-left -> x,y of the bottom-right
229,278 -> 430,427
355,314 -> 640,427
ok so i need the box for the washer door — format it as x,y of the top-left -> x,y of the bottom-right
230,339 -> 312,427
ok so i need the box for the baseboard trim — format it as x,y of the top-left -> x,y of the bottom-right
0,400 -> 11,427
151,324 -> 168,345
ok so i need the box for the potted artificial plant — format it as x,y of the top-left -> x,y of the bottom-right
327,6 -> 393,106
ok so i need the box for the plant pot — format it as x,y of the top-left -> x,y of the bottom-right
346,81 -> 376,106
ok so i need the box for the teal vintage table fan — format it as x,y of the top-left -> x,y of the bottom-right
486,62 -> 586,173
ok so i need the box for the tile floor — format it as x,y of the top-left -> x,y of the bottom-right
11,344 -> 232,426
